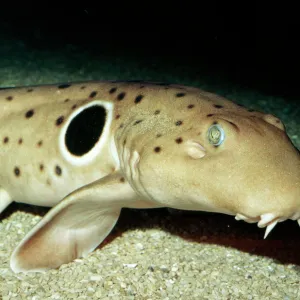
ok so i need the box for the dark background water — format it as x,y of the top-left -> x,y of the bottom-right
0,3 -> 299,101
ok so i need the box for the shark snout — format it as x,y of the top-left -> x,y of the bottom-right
235,188 -> 300,239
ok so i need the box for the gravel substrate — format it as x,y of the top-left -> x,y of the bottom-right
1,208 -> 300,300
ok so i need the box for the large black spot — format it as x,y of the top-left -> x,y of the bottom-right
65,105 -> 107,156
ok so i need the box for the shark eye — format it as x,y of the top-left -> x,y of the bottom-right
207,123 -> 225,146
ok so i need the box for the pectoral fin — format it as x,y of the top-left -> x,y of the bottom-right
10,172 -> 138,273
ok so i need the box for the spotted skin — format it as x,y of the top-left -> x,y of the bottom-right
0,80 -> 299,273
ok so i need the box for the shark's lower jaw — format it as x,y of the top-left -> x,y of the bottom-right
235,212 -> 300,239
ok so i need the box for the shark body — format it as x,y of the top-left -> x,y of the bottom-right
0,80 -> 299,273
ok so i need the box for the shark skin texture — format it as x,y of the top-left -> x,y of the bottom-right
0,80 -> 299,273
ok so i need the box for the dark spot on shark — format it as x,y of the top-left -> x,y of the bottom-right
25,109 -> 34,118
117,92 -> 126,101
56,116 -> 65,126
214,104 -> 223,109
58,84 -> 71,89
175,137 -> 183,144
55,165 -> 62,176
109,87 -> 117,94
154,146 -> 161,153
176,92 -> 186,97
14,167 -> 20,177
89,91 -> 98,98
133,120 -> 143,125
134,95 -> 144,104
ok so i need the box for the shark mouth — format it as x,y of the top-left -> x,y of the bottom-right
235,212 -> 300,239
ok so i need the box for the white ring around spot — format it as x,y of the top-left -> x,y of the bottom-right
58,100 -> 114,166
